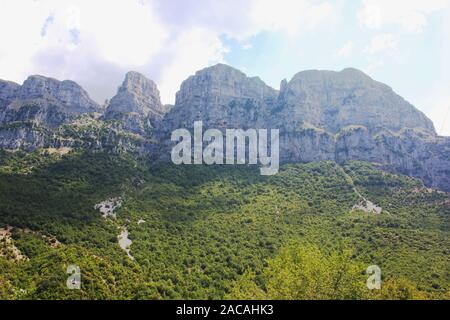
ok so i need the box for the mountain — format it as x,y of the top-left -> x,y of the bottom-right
0,75 -> 102,149
162,63 -> 277,131
270,68 -> 449,190
155,64 -> 450,191
0,80 -> 20,109
155,63 -> 279,159
103,71 -> 168,135
0,64 -> 449,191
1,75 -> 101,126
274,68 -> 435,134
0,65 -> 449,300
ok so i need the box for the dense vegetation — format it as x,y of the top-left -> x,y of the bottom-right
0,148 -> 448,299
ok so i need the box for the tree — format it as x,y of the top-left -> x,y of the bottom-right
228,244 -> 367,300
370,278 -> 428,300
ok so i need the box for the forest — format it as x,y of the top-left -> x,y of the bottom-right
0,149 -> 448,299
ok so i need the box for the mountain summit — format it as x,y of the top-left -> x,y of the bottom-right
103,71 -> 167,135
276,68 -> 435,134
0,64 -> 448,191
105,71 -> 164,118
162,64 -> 277,131
0,75 -> 100,130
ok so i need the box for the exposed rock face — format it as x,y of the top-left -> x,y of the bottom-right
335,127 -> 450,191
161,64 -> 278,131
18,75 -> 100,114
155,64 -> 449,191
0,75 -> 101,149
0,75 -> 100,128
279,128 -> 335,163
156,64 -> 278,158
274,68 -> 435,134
0,65 -> 448,191
0,80 -> 20,109
103,71 -> 166,135
274,70 -> 449,190
0,123 -> 50,150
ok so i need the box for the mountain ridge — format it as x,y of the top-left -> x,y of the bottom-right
0,64 -> 449,191
102,71 -> 166,135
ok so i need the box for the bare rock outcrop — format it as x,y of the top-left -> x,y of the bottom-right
161,64 -> 278,131
274,68 -> 435,134
0,65 -> 449,191
0,75 -> 101,149
103,71 -> 167,135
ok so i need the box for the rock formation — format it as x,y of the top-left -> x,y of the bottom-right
274,68 -> 435,134
155,64 -> 450,191
103,71 -> 167,135
161,63 -> 277,131
0,65 -> 449,191
0,75 -> 102,149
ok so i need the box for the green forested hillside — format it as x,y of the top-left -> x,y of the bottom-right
0,149 -> 448,299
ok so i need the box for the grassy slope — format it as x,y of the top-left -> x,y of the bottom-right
0,149 -> 448,299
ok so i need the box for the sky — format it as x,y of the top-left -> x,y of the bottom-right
0,0 -> 449,135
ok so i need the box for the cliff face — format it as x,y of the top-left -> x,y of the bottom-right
0,80 -> 20,109
155,64 -> 449,191
162,64 -> 278,131
103,71 -> 167,135
17,75 -> 100,114
0,75 -> 102,150
274,68 -> 435,134
0,65 -> 448,191
334,127 -> 450,191
0,75 -> 101,128
268,68 -> 447,190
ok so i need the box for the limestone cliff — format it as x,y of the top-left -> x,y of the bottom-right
0,65 -> 448,191
103,71 -> 167,135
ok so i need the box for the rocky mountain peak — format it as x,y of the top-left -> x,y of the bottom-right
102,71 -> 165,135
0,74 -> 102,150
175,63 -> 278,106
0,65 -> 448,191
106,71 -> 163,117
276,68 -> 436,134
18,75 -> 100,114
0,80 -> 21,108
193,63 -> 246,78
161,64 -> 278,132
289,68 -> 377,91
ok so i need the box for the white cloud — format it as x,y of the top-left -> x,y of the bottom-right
364,58 -> 383,74
154,0 -> 336,40
75,1 -> 167,67
358,0 -> 449,32
0,0 -> 168,93
416,7 -> 450,136
362,33 -> 400,73
158,28 -> 229,104
364,33 -> 397,55
417,84 -> 450,136
0,0 -> 49,82
249,0 -> 336,37
0,0 -> 337,104
336,41 -> 354,57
